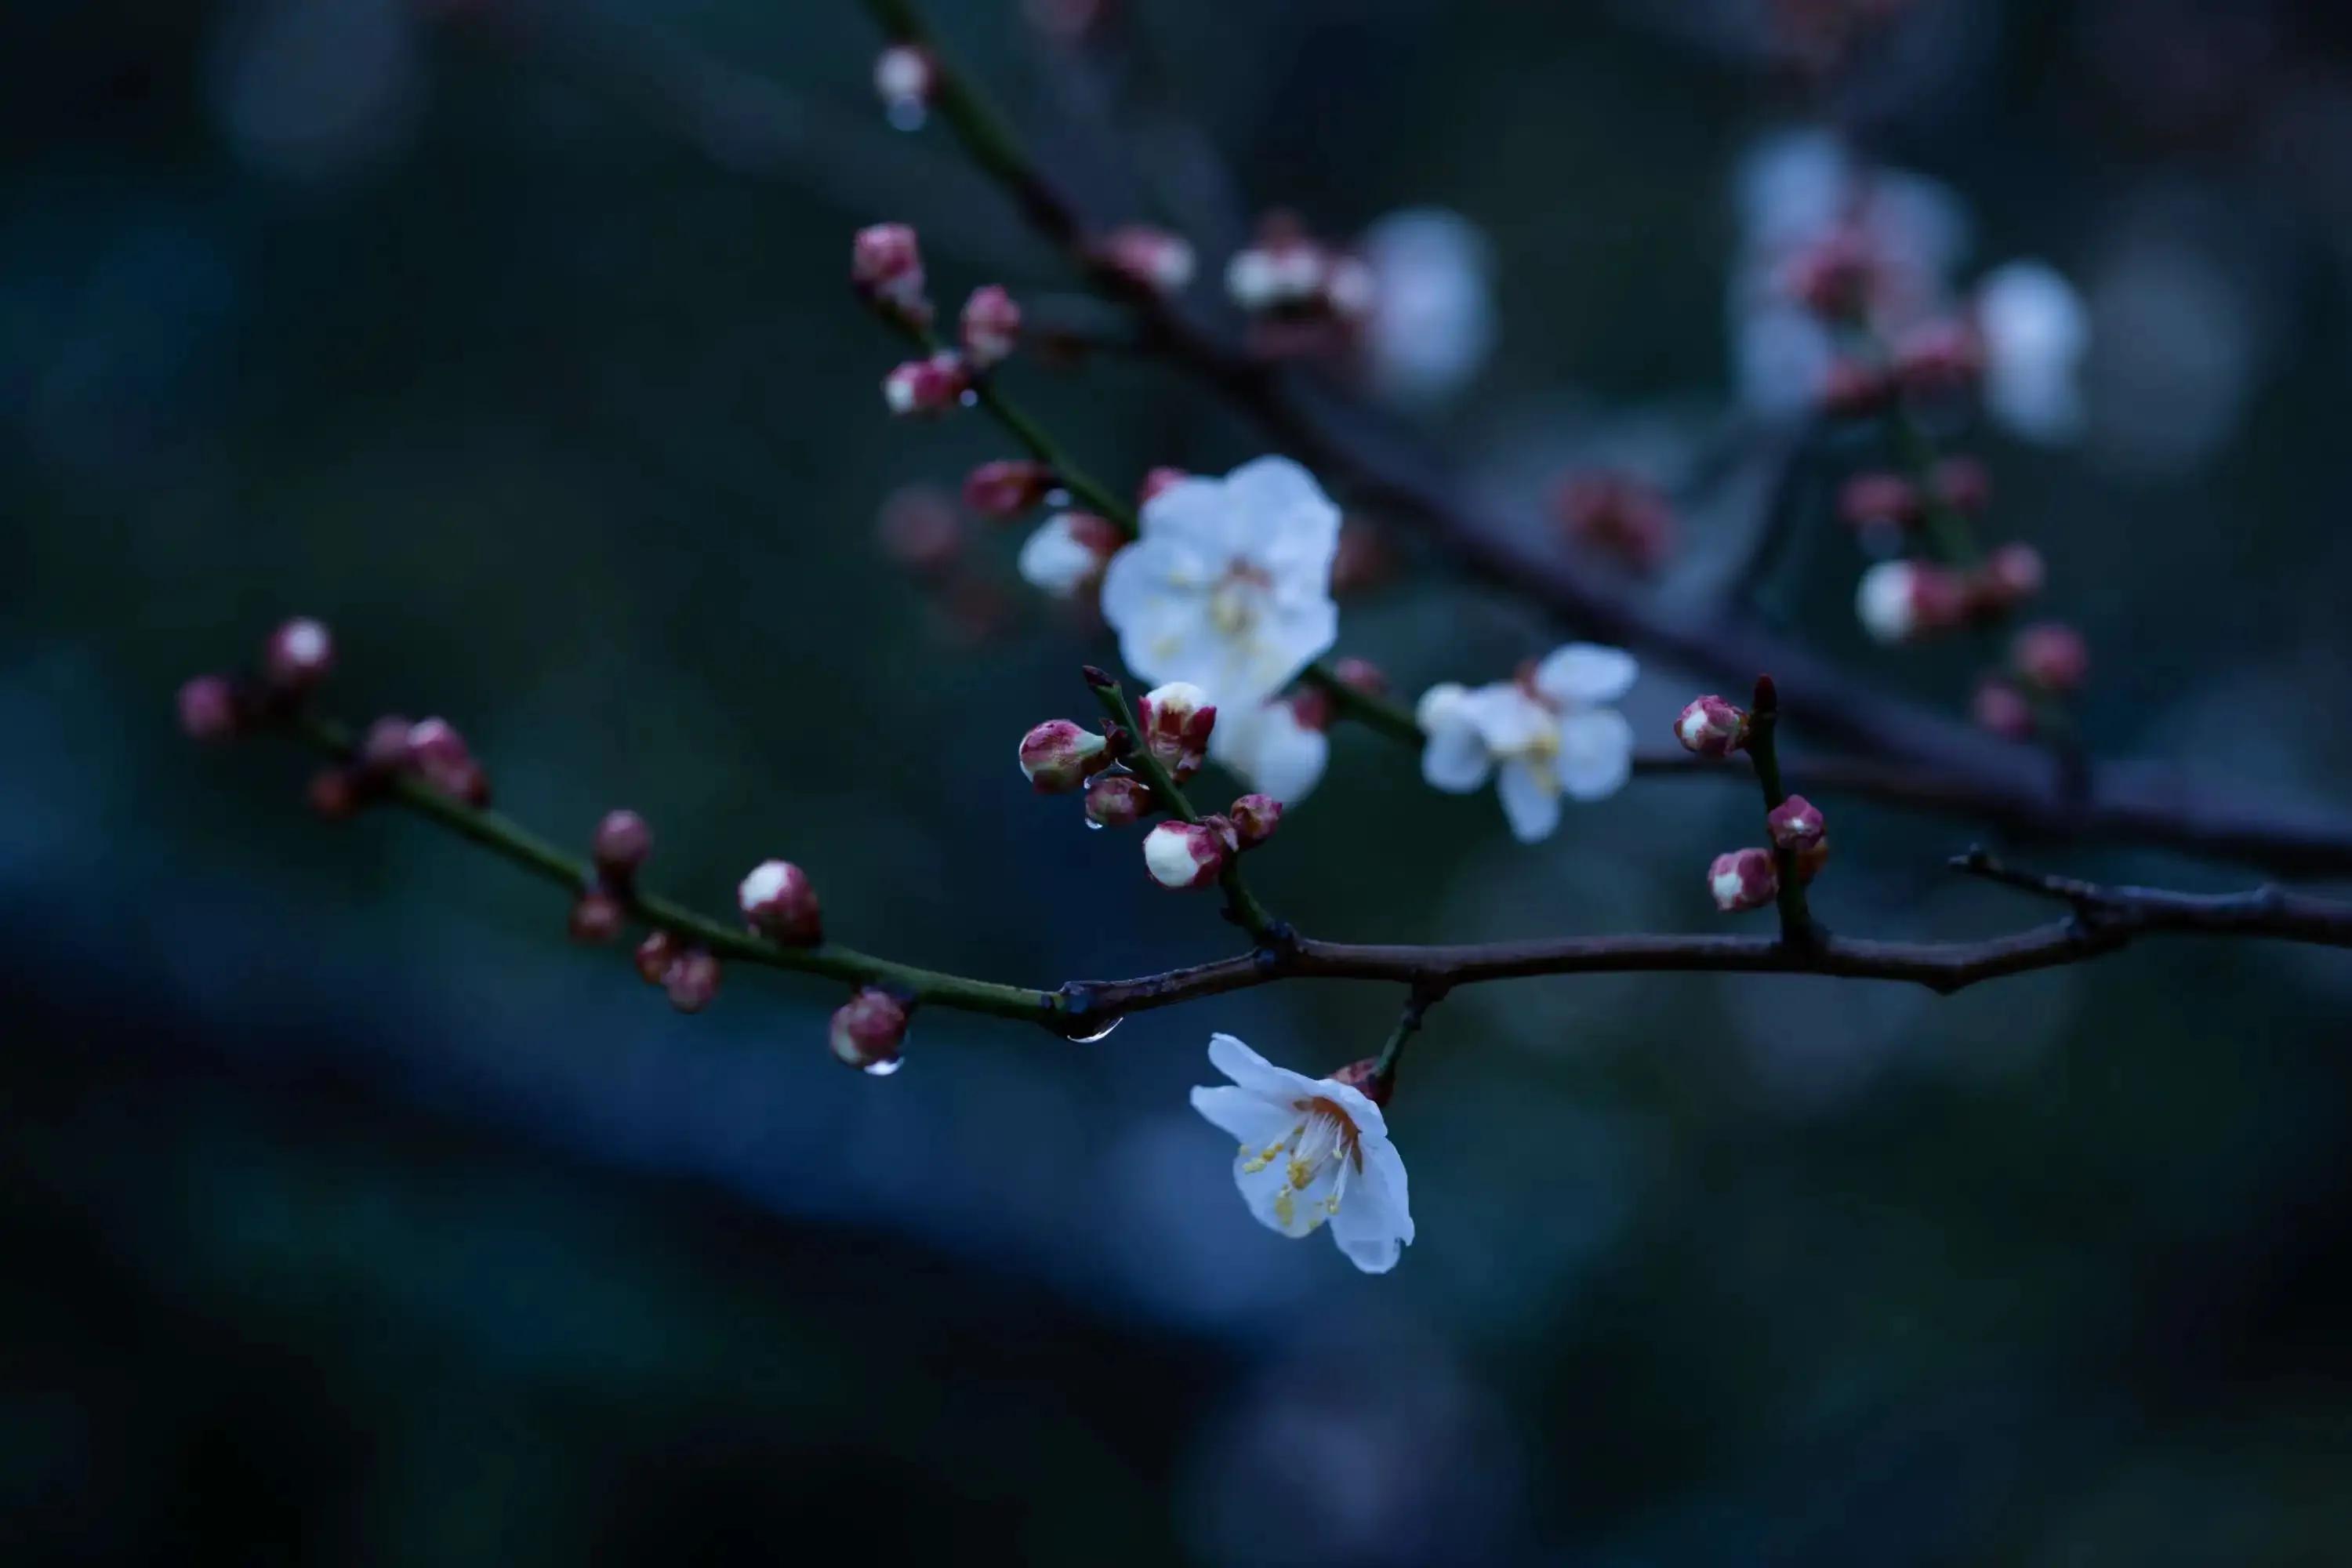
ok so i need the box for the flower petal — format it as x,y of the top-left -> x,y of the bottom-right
1210,702 -> 1329,804
1532,642 -> 1638,708
1465,683 -> 1548,753
1495,757 -> 1562,843
1189,1084 -> 1298,1146
1555,707 -> 1635,800
1206,1033 -> 1322,1103
1420,713 -> 1492,793
1138,473 -> 1240,553
1329,1134 -> 1414,1272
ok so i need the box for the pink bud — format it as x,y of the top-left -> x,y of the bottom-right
1766,794 -> 1825,851
875,484 -> 964,576
307,768 -> 360,821
1136,681 -> 1216,780
178,675 -> 241,742
1893,318 -> 1986,397
662,949 -> 721,1013
1837,472 -> 1922,529
1857,560 -> 1967,644
569,888 -> 626,944
1228,793 -> 1283,849
1819,358 -> 1896,418
633,931 -> 677,985
1083,772 -> 1157,828
1094,226 -> 1196,294
264,617 -> 336,692
829,989 -> 909,1073
960,285 -> 1022,368
851,223 -> 927,317
1331,656 -> 1388,695
1933,455 -> 1993,514
593,810 -> 652,879
1979,542 -> 2045,609
1018,720 -> 1111,793
963,459 -> 1058,520
1973,677 -> 2036,739
1780,228 -> 1878,318
882,352 -> 971,417
1329,1058 -> 1394,1107
1139,466 -> 1189,505
359,714 -> 414,773
2012,622 -> 2089,693
1554,469 -> 1678,574
405,717 -> 489,803
872,43 -> 935,120
1142,819 -> 1229,889
738,859 -> 823,945
1674,695 -> 1748,757
1708,848 -> 1779,913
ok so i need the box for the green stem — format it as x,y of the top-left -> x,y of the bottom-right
1744,678 -> 1819,949
298,717 -> 1060,1022
1370,994 -> 1428,1092
1086,681 -> 1282,942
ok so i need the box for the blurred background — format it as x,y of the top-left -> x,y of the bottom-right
8,0 -> 2352,1561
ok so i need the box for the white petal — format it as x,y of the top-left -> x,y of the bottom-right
1420,712 -> 1492,794
1316,1076 -> 1389,1142
1465,683 -> 1548,754
1495,757 -> 1562,843
1236,1133 -> 1341,1239
1329,1134 -> 1413,1272
1016,517 -> 1098,597
1532,643 -> 1638,708
1189,1084 -> 1298,1146
1205,1033 -> 1321,1103
1210,702 -> 1328,804
1415,681 -> 1471,731
1137,473 -> 1240,553
1221,456 -> 1331,532
1248,596 -> 1338,699
1554,707 -> 1635,800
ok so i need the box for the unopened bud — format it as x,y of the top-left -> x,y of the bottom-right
1083,772 -> 1157,828
307,767 -> 360,820
1819,358 -> 1896,418
883,352 -> 971,416
1893,318 -> 1986,397
872,43 -> 935,126
1143,819 -> 1229,889
1933,455 -> 1992,514
178,675 -> 241,742
1017,512 -> 1123,598
2011,622 -> 2089,693
1708,848 -> 1779,913
963,459 -> 1057,520
851,222 -> 927,318
1228,793 -> 1283,848
1555,469 -> 1678,574
406,717 -> 489,804
359,714 -> 414,773
1137,681 -> 1216,780
569,887 -> 626,944
1094,226 -> 1196,294
264,617 -> 336,692
633,930 -> 677,985
593,809 -> 652,879
1018,720 -> 1111,793
1139,466 -> 1189,505
738,858 -> 822,945
829,989 -> 909,1073
1980,542 -> 2045,609
1857,560 -> 1967,644
876,484 -> 965,576
1972,677 -> 2036,739
1766,794 -> 1825,851
1780,228 -> 1878,318
1674,695 -> 1748,757
960,285 -> 1021,368
662,949 -> 721,1013
1837,472 -> 1922,529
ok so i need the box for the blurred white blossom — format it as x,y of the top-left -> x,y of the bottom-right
1418,644 -> 1638,842
1209,697 -> 1329,804
1977,260 -> 2091,445
1358,208 -> 1496,405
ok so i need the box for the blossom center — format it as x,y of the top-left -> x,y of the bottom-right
1239,1097 -> 1364,1232
1207,559 -> 1273,637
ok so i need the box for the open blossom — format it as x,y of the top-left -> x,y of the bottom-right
1977,260 -> 2089,445
1417,644 -> 1639,843
1100,457 -> 1341,713
1018,512 -> 1123,598
1189,1034 -> 1413,1274
1208,694 -> 1329,804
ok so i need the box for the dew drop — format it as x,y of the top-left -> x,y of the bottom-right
1044,487 -> 1073,509
1062,1017 -> 1122,1044
885,100 -> 929,133
862,1056 -> 906,1077
958,388 -> 980,408
1083,817 -> 1105,832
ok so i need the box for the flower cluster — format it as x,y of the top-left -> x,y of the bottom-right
1552,468 -> 1679,575
1417,644 -> 1639,842
854,224 -> 1025,417
1223,212 -> 1376,361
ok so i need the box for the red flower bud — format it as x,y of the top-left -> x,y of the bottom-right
662,949 -> 721,1013
1083,772 -> 1158,828
1979,542 -> 2045,610
963,459 -> 1058,520
1136,681 -> 1216,780
1018,720 -> 1112,793
633,931 -> 678,985
1094,226 -> 1196,294
1139,466 -> 1189,505
264,617 -> 336,693
1819,358 -> 1896,418
851,223 -> 927,318
1766,794 -> 1825,851
569,888 -> 626,944
592,810 -> 652,880
738,859 -> 822,945
178,675 -> 241,742
960,285 -> 1022,368
1780,229 -> 1878,318
1228,793 -> 1284,848
359,714 -> 414,774
1330,1057 -> 1394,1107
1330,655 -> 1388,696
1142,819 -> 1229,889
1675,695 -> 1748,757
1893,318 -> 1986,397
882,352 -> 971,416
2012,622 -> 2089,693
1933,455 -> 1993,514
1838,471 -> 1922,529
1972,677 -> 2036,739
829,989 -> 909,1074
1708,848 -> 1779,913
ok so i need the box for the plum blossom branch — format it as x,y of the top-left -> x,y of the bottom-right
844,0 -> 2352,881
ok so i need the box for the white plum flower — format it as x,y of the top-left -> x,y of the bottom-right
1189,1033 -> 1413,1274
1417,644 -> 1638,843
1977,260 -> 2089,445
1100,457 -> 1341,713
1359,208 -> 1495,405
1208,696 -> 1329,804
